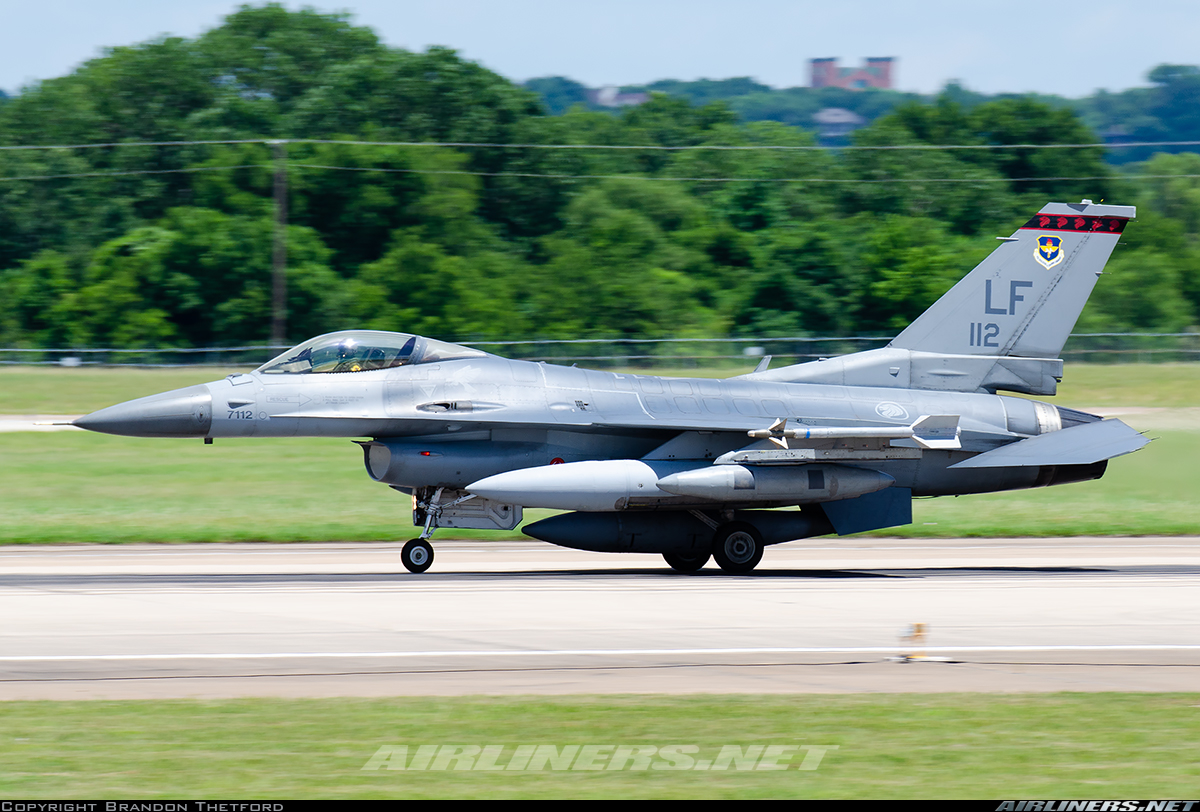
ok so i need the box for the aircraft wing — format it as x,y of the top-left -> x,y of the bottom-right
948,419 -> 1148,468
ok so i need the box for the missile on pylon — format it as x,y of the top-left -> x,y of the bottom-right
748,414 -> 961,449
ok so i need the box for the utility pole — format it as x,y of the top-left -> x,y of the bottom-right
270,140 -> 288,346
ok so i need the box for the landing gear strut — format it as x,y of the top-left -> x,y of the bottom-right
711,522 -> 764,574
403,486 -> 476,574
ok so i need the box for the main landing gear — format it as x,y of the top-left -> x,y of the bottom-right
711,522 -> 764,573
662,551 -> 711,573
662,519 -> 766,575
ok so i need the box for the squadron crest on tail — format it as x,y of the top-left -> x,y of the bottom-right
1035,235 -> 1064,269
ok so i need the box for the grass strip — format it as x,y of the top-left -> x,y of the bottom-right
1,694 -> 1198,798
2,429 -> 1196,544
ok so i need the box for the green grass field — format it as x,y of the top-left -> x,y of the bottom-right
0,363 -> 1197,543
0,366 -> 249,414
2,695 -> 1198,798
1,427 -> 1197,543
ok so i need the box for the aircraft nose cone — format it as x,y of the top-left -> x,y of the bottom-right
74,385 -> 213,438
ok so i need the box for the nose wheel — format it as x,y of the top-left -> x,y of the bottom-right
401,538 -> 434,573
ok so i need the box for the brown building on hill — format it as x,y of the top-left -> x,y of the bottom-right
810,57 -> 895,90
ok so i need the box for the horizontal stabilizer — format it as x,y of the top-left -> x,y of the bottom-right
949,419 -> 1148,469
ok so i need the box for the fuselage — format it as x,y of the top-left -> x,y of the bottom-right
80,345 -> 1087,500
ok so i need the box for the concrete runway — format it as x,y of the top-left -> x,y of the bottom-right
2,538 -> 1198,699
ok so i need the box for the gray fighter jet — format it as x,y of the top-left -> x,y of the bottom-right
75,200 -> 1149,573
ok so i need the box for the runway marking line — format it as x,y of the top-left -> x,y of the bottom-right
4,644 -> 1200,662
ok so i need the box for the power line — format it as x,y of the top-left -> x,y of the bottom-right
0,139 -> 267,151
290,138 -> 1200,152
3,160 -> 1197,186
0,164 -> 267,183
289,162 -> 1200,184
2,137 -> 1200,153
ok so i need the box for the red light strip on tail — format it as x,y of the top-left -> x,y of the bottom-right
1019,214 -> 1128,233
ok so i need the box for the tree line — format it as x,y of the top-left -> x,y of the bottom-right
528,63 -> 1200,167
1,4 -> 1198,351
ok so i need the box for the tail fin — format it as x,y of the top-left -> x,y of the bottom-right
740,200 -> 1135,395
891,200 -> 1135,358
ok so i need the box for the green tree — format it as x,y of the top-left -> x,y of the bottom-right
731,223 -> 856,337
522,77 -> 591,115
73,208 -> 342,347
853,214 -> 987,332
1134,152 -> 1200,234
1078,250 -> 1194,332
196,3 -> 381,112
348,229 -> 529,339
841,120 -> 1016,235
530,181 -> 721,338
0,251 -> 83,347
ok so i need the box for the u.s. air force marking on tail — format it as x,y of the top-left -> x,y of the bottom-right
1035,234 -> 1064,269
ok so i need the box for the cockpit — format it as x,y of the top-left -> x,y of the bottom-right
257,331 -> 487,375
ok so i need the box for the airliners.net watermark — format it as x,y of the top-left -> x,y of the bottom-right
361,743 -> 838,771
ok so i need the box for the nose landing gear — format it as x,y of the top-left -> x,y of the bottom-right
401,538 -> 434,573
402,486 -> 481,573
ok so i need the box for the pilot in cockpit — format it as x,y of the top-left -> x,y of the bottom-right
258,332 -> 479,375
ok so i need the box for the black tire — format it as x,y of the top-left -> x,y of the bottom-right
663,551 -> 710,573
401,538 -> 434,573
710,522 -> 764,574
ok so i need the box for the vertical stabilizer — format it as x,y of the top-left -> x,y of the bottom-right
890,200 -> 1135,358
740,201 -> 1136,394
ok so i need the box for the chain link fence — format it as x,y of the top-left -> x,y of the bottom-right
2,333 -> 1199,369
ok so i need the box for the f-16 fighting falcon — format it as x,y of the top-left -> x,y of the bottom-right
75,200 -> 1149,573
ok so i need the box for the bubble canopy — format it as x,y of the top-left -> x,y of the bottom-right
257,331 -> 487,375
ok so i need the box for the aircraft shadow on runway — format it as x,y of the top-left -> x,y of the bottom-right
0,565 -> 1149,588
